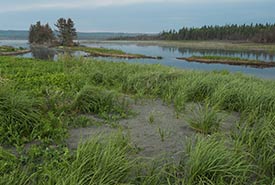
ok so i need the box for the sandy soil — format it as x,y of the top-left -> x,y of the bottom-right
67,99 -> 239,160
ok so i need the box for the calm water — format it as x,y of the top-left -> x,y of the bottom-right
83,42 -> 275,79
1,40 -> 275,79
0,40 -> 88,60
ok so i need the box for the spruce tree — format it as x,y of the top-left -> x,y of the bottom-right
55,18 -> 77,46
28,21 -> 55,45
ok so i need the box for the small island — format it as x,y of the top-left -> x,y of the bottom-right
177,55 -> 275,68
27,19 -> 161,60
0,46 -> 30,56
61,46 -> 162,59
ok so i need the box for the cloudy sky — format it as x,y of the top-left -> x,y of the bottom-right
0,0 -> 274,33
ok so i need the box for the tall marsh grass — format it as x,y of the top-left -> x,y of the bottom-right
0,84 -> 41,145
0,134 -> 133,185
0,56 -> 275,184
186,103 -> 222,134
180,136 -> 251,185
231,114 -> 275,183
57,133 -> 132,185
72,86 -> 129,119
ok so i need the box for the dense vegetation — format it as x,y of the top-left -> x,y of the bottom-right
0,56 -> 275,184
113,23 -> 275,43
161,23 -> 275,43
28,21 -> 55,45
63,46 -> 160,59
177,55 -> 275,68
0,46 -> 25,53
55,18 -> 77,46
28,18 -> 77,46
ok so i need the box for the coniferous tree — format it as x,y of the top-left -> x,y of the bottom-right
157,23 -> 275,43
28,21 -> 55,45
55,18 -> 77,46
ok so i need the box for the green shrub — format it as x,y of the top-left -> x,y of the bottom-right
183,78 -> 217,102
0,86 -> 41,145
186,103 -> 222,134
57,133 -> 132,184
72,86 -> 129,119
180,136 -> 251,185
232,114 -> 275,183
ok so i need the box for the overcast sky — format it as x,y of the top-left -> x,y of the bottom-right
0,0 -> 274,33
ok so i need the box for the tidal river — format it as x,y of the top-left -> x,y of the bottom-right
1,40 -> 275,79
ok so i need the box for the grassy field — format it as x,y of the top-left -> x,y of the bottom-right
97,40 -> 275,53
0,55 -> 275,184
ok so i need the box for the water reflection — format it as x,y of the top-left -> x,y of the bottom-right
30,46 -> 56,60
82,42 -> 275,79
161,46 -> 275,62
2,40 -> 275,79
22,47 -> 88,60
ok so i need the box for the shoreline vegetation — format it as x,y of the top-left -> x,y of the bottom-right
95,40 -> 275,53
177,55 -> 275,68
62,46 -> 162,59
0,44 -> 162,59
1,55 -> 275,184
1,19 -> 275,184
111,23 -> 275,44
0,46 -> 30,56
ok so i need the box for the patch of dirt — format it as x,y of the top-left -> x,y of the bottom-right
67,99 -> 239,160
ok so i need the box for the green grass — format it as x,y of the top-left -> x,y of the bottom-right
70,46 -> 127,55
198,55 -> 242,61
105,40 -> 275,54
0,46 -> 25,53
186,103 -> 223,134
0,55 -> 275,184
0,84 -> 42,145
195,55 -> 256,61
0,133 -> 133,185
231,114 -> 275,183
180,136 -> 251,185
72,86 -> 130,120
57,133 -> 132,184
61,46 -> 158,58
190,55 -> 267,64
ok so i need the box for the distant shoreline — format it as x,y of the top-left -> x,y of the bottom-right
2,39 -> 275,54
83,40 -> 275,53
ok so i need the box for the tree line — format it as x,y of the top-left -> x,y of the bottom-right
159,23 -> 275,43
29,18 -> 77,46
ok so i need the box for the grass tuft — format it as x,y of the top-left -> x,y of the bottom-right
186,103 -> 223,134
72,86 -> 129,120
180,136 -> 251,185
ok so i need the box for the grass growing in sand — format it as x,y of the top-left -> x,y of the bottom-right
186,103 -> 223,134
0,55 -> 275,184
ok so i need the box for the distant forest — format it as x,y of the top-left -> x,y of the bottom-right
112,23 -> 275,43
